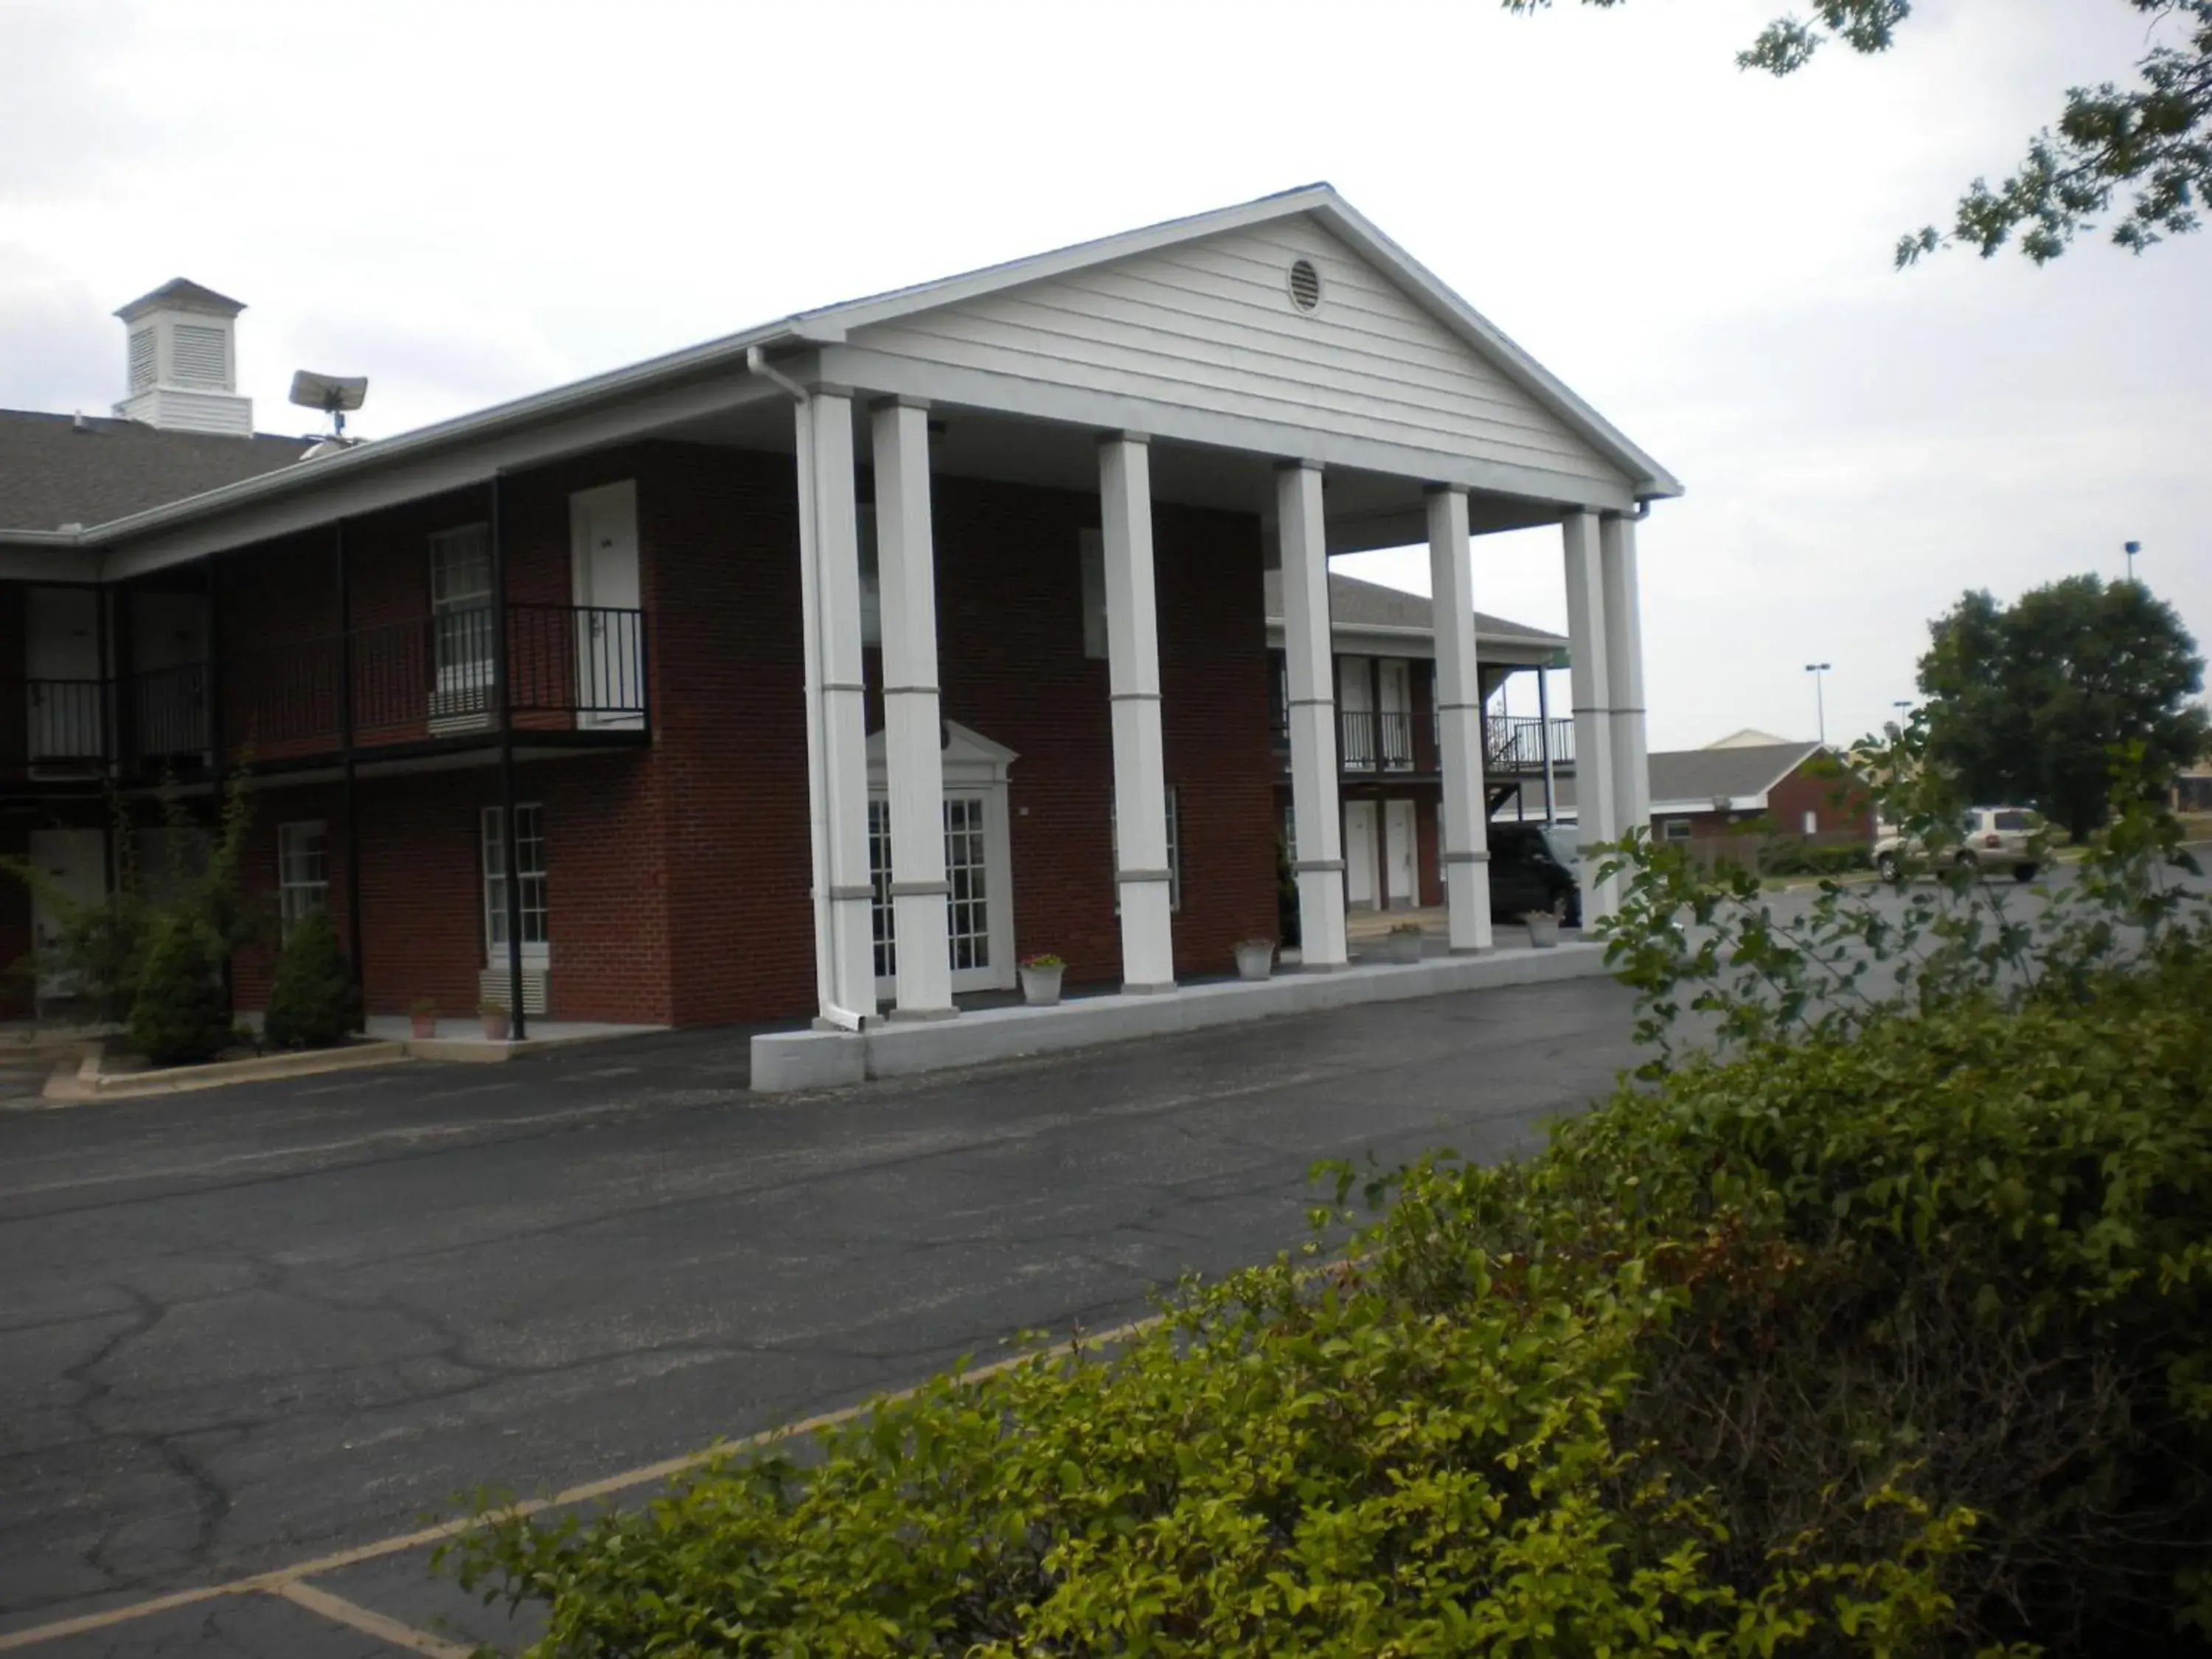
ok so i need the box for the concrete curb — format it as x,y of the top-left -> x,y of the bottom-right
42,1041 -> 411,1103
751,939 -> 1613,1093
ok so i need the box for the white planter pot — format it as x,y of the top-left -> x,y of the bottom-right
1524,915 -> 1560,950
1384,931 -> 1425,964
1234,942 -> 1275,981
1020,965 -> 1064,1006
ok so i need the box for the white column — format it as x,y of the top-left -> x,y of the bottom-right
1562,510 -> 1619,922
872,399 -> 953,1020
1600,512 -> 1651,838
1277,461 -> 1349,969
1099,434 -> 1175,993
1427,487 -> 1493,952
796,392 -> 877,1026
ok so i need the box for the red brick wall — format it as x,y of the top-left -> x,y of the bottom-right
8,442 -> 1284,1029
1767,759 -> 1875,840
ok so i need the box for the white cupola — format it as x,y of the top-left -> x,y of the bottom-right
112,278 -> 254,436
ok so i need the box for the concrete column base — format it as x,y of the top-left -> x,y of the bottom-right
1121,980 -> 1178,996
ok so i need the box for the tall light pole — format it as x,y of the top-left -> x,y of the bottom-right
1806,662 -> 1832,748
2124,540 -> 2141,585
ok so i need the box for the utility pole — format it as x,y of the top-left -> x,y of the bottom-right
1805,662 -> 1832,748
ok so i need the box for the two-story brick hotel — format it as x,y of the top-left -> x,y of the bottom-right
0,187 -> 1673,1039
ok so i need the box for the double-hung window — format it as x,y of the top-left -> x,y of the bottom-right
277,821 -> 329,938
482,805 -> 549,962
430,525 -> 494,717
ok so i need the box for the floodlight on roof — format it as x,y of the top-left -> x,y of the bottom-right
288,369 -> 369,437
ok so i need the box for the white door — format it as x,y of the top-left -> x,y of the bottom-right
1385,799 -> 1417,907
1378,659 -> 1412,770
131,591 -> 210,757
1338,655 -> 1374,771
27,828 -> 106,998
27,588 -> 101,765
1344,800 -> 1379,909
569,481 -> 643,728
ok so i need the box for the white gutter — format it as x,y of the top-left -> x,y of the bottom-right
748,345 -> 861,1034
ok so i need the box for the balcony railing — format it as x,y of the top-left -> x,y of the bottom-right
1265,702 -> 1573,779
0,605 -> 647,782
229,603 -> 648,754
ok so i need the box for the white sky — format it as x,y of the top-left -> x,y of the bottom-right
4,0 -> 2205,753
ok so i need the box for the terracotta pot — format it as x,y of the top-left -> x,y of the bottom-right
481,1009 -> 512,1040
411,1015 -> 437,1039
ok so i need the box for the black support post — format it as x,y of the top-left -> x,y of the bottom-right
489,475 -> 526,1042
335,521 -> 365,1028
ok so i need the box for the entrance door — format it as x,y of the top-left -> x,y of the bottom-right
131,591 -> 210,759
1343,800 -> 1379,909
27,588 -> 101,768
1385,799 -> 1417,907
27,828 -> 106,999
569,481 -> 642,728
869,793 -> 1005,993
1378,659 -> 1412,771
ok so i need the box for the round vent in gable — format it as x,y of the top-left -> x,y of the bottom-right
1287,257 -> 1323,313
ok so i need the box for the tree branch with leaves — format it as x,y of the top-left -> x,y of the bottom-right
1505,0 -> 2212,264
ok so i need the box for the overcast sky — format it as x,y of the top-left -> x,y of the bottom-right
4,0 -> 2205,752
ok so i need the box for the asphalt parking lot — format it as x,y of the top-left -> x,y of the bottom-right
0,974 -> 1641,1655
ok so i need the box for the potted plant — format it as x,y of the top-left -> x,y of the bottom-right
1018,953 -> 1065,1006
1384,922 -> 1425,964
479,998 -> 512,1041
409,998 -> 438,1040
1523,910 -> 1561,950
1234,938 -> 1276,981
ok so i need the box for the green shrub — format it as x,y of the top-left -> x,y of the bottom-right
127,915 -> 232,1067
445,953 -> 2212,1655
260,908 -> 358,1050
1760,840 -> 1872,877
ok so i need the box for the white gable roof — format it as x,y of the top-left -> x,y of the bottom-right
64,185 -> 1676,571
808,184 -> 1677,500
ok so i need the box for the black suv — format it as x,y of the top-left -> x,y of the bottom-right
1487,822 -> 1581,927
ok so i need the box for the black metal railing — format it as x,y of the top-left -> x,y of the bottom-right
21,679 -> 105,767
1486,715 -> 1575,773
229,602 -> 648,749
127,664 -> 211,759
1338,710 -> 1417,773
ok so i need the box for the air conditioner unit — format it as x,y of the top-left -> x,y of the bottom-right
479,967 -> 548,1016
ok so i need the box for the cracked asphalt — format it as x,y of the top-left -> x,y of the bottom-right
0,975 -> 1638,1654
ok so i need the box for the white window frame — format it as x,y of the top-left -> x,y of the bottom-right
1079,529 -> 1107,660
431,524 -> 495,717
277,821 -> 329,939
865,723 -> 1018,995
1663,818 -> 1694,843
482,804 -> 549,966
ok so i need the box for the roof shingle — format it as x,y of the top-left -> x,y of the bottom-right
0,411 -> 310,532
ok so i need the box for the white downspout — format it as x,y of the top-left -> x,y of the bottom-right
749,344 -> 862,1033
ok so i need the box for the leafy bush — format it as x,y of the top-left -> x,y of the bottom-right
1760,840 -> 1872,877
260,908 -> 358,1050
447,941 -> 2212,1655
128,914 -> 232,1066
443,740 -> 2212,1655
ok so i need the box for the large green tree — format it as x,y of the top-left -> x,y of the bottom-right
1917,575 -> 2209,837
1506,1 -> 2212,264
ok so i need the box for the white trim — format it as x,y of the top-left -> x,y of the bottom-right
815,344 -> 1638,512
866,722 -> 1019,994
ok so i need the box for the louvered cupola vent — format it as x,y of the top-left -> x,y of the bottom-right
112,277 -> 253,435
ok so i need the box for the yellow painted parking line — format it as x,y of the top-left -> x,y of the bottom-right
0,1313 -> 1158,1652
270,1581 -> 473,1658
